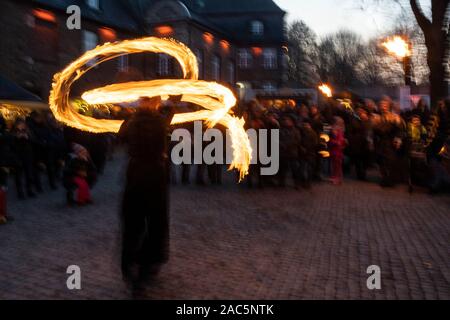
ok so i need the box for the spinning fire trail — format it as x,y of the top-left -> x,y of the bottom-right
49,37 -> 252,180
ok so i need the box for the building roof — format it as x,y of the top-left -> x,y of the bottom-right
31,0 -> 286,43
158,0 -> 287,44
32,0 -> 142,32
182,0 -> 285,14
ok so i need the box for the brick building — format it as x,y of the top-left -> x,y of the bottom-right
0,0 -> 287,101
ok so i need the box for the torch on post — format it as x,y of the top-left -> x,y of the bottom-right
382,36 -> 413,110
382,36 -> 412,86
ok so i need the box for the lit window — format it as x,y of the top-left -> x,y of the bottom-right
203,32 -> 214,45
263,48 -> 277,69
99,27 -> 116,43
30,10 -> 58,62
238,49 -> 252,69
212,55 -> 221,81
86,0 -> 100,10
251,21 -> 264,36
158,54 -> 170,76
33,9 -> 56,23
155,25 -> 174,36
118,55 -> 128,72
220,40 -> 230,53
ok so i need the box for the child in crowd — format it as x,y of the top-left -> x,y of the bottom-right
63,143 -> 97,206
407,115 -> 427,145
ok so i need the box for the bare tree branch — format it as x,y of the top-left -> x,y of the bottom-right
410,0 -> 432,33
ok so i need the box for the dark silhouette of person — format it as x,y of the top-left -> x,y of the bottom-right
119,96 -> 175,287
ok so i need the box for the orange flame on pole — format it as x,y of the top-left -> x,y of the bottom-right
318,84 -> 332,98
49,37 -> 251,180
382,36 -> 411,59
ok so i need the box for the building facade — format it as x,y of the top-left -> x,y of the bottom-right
0,0 -> 287,100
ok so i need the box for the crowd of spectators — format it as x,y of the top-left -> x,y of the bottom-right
1,95 -> 449,225
0,110 -> 113,224
169,96 -> 450,194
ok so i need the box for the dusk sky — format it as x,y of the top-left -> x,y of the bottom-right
274,0 -> 431,40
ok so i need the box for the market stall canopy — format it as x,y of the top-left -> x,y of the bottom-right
0,75 -> 48,110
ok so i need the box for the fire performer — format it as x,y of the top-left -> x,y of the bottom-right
118,95 -> 177,286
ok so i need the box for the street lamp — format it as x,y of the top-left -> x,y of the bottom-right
382,36 -> 412,86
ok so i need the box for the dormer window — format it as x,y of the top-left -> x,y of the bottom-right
86,0 -> 100,10
251,20 -> 264,36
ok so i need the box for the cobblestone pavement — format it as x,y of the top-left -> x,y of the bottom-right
0,152 -> 449,300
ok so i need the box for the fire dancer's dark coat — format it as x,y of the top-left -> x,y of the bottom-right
119,108 -> 173,272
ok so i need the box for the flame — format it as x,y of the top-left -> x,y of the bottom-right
319,151 -> 330,158
320,133 -> 330,143
382,36 -> 411,59
49,37 -> 251,180
318,84 -> 332,98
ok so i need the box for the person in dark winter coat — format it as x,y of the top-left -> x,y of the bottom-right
119,96 -> 174,286
278,115 -> 302,188
27,112 -> 57,191
1,116 -> 22,201
347,108 -> 371,180
429,138 -> 450,193
11,119 -> 37,198
373,98 -> 407,187
299,119 -> 319,188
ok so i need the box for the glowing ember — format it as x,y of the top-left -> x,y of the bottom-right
49,37 -> 251,180
382,36 -> 411,59
318,84 -> 332,98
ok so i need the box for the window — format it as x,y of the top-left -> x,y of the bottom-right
263,48 -> 277,69
83,30 -> 98,66
86,0 -> 100,10
195,49 -> 204,79
99,27 -> 116,43
227,61 -> 235,84
262,81 -> 277,91
83,30 -> 98,52
118,55 -> 128,72
158,54 -> 170,76
238,49 -> 252,69
211,55 -> 221,81
251,20 -> 264,36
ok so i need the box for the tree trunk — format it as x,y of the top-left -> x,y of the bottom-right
426,28 -> 448,108
410,0 -> 449,108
